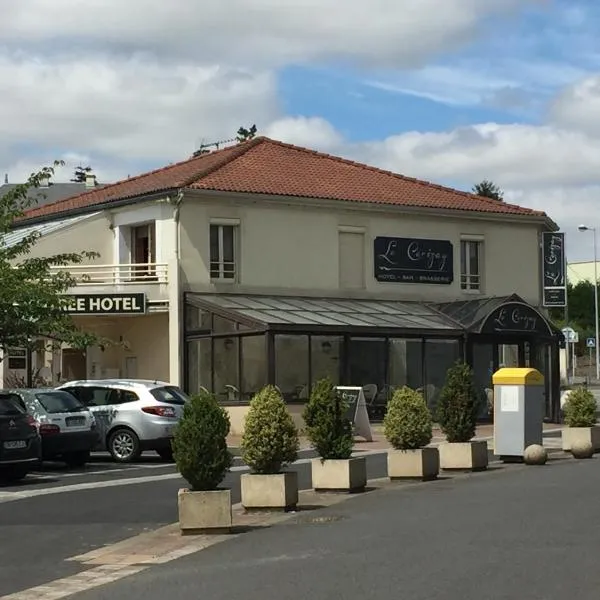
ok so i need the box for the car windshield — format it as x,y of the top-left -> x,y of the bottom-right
35,391 -> 86,414
149,386 -> 189,405
0,394 -> 27,416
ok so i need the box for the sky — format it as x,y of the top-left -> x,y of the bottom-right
1,0 -> 600,261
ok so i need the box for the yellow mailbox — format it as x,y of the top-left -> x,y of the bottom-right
492,368 -> 545,462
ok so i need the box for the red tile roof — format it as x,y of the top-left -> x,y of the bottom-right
23,136 -> 547,221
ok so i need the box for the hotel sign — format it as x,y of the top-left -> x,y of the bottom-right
542,231 -> 567,308
65,293 -> 147,315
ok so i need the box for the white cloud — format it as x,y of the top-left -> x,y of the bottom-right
1,0 -> 531,68
550,75 -> 600,135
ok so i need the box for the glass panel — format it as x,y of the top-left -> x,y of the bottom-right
388,339 -> 423,393
209,225 -> 220,278
222,226 -> 235,279
348,338 -> 387,408
185,306 -> 212,332
424,339 -> 461,414
213,337 -> 240,402
472,342 -> 494,419
499,344 -> 519,367
310,336 -> 343,389
460,241 -> 467,276
469,242 -> 479,277
213,314 -> 237,334
274,335 -> 309,401
186,338 -> 212,394
241,336 -> 267,401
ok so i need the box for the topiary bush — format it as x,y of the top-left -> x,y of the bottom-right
383,386 -> 433,450
303,378 -> 354,460
436,361 -> 481,443
241,385 -> 299,474
172,390 -> 232,491
563,386 -> 597,428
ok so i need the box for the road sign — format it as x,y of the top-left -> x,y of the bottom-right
587,338 -> 596,348
562,327 -> 579,343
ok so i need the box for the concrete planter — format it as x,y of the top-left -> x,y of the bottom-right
387,447 -> 439,481
439,441 -> 488,472
178,488 -> 232,535
311,457 -> 367,493
240,472 -> 299,511
562,426 -> 600,453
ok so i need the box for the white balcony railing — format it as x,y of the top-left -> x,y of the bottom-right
50,263 -> 168,286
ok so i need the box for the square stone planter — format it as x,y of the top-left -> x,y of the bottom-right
387,447 -> 439,481
241,471 -> 299,511
311,457 -> 367,493
178,488 -> 232,535
562,426 -> 600,452
439,441 -> 488,472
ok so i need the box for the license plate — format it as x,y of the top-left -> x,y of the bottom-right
4,440 -> 26,449
66,417 -> 86,427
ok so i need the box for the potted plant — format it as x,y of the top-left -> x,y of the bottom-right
240,385 -> 300,511
303,378 -> 366,493
384,386 -> 439,481
436,361 -> 488,471
562,386 -> 599,453
172,390 -> 233,534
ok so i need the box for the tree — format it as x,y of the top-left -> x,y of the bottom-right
0,162 -> 100,354
236,124 -> 258,143
71,165 -> 95,184
472,179 -> 503,201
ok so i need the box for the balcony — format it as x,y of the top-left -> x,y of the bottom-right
50,263 -> 170,309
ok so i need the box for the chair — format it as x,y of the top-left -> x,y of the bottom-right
224,384 -> 239,402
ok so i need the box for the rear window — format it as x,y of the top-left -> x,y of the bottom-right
35,391 -> 85,414
150,386 -> 188,405
0,394 -> 27,416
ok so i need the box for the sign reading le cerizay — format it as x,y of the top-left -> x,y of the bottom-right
65,294 -> 147,315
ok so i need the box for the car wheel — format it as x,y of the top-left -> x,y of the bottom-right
108,428 -> 141,463
156,447 -> 174,462
0,465 -> 29,483
64,450 -> 91,468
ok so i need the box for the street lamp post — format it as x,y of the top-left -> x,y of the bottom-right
578,225 -> 600,381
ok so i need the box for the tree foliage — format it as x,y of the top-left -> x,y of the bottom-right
241,385 -> 299,474
236,124 -> 258,142
472,179 -> 503,201
303,378 -> 354,460
172,390 -> 232,491
563,386 -> 597,428
70,165 -> 95,183
383,386 -> 433,450
436,361 -> 481,443
0,163 -> 102,352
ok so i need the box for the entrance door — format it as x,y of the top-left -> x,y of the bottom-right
347,338 -> 386,404
131,223 -> 156,279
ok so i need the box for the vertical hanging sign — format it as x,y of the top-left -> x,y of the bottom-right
542,232 -> 567,307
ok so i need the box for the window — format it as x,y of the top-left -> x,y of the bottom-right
131,223 -> 156,279
35,391 -> 86,414
210,224 -> 237,280
7,348 -> 27,370
460,240 -> 481,291
150,386 -> 188,405
0,394 -> 26,416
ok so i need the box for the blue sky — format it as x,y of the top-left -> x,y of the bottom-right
2,1 -> 600,260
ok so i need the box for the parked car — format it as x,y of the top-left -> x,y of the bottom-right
6,389 -> 98,467
0,392 -> 42,482
57,379 -> 189,463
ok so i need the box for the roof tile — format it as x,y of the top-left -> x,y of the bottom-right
22,137 -> 546,220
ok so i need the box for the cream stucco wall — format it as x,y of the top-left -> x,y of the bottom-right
23,214 -> 112,265
179,195 -> 544,305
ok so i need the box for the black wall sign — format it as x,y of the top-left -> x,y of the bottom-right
542,232 -> 566,307
480,302 -> 552,336
374,236 -> 453,284
65,293 -> 147,315
337,387 -> 360,424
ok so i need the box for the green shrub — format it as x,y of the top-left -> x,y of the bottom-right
303,378 -> 354,460
436,361 -> 481,443
383,386 -> 433,450
172,390 -> 232,491
563,386 -> 597,428
241,385 -> 299,474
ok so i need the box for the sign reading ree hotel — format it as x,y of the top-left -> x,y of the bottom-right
65,293 -> 147,315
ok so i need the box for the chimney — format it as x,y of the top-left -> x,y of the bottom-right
3,174 -> 7,184
85,173 -> 96,188
39,176 -> 50,188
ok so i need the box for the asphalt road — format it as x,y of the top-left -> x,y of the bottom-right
0,449 -> 385,597
67,455 -> 600,600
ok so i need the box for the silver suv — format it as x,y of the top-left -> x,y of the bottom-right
57,379 -> 188,463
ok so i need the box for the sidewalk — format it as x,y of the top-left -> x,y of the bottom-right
228,422 -> 565,453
